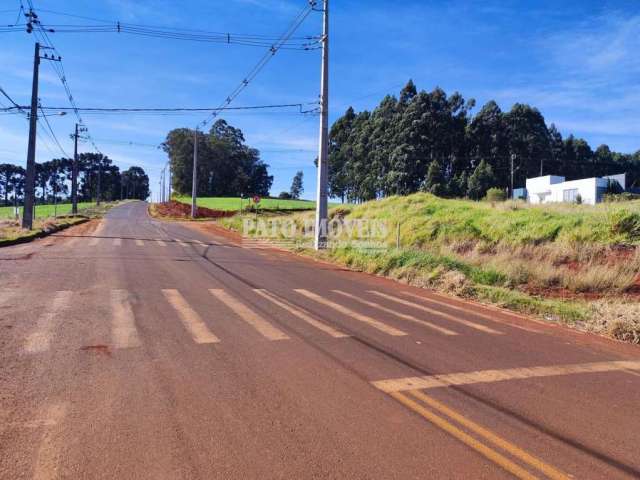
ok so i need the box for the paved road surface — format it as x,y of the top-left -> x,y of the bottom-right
1,201 -> 639,479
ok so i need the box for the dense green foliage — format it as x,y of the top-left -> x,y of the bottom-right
328,80 -> 640,202
289,171 -> 304,199
0,156 -> 149,206
163,120 -> 273,198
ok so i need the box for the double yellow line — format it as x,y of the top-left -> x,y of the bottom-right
391,390 -> 570,480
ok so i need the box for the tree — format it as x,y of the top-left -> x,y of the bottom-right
121,166 -> 150,200
504,104 -> 551,186
423,160 -> 446,196
290,171 -> 304,199
0,164 -> 17,206
467,160 -> 496,200
163,120 -> 272,197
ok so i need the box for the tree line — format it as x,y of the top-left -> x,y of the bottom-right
328,80 -> 640,202
0,154 -> 150,207
163,119 -> 273,197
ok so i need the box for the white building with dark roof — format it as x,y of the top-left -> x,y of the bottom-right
522,174 -> 626,205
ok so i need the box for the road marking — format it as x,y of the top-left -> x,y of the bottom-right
156,239 -> 167,247
110,290 -> 142,349
193,239 -> 206,246
391,391 -> 562,480
294,289 -> 407,336
32,403 -> 68,480
372,360 -> 640,393
210,289 -> 289,341
368,291 -> 502,335
333,290 -> 458,336
400,291 -> 540,333
409,390 -> 570,480
88,237 -> 100,246
175,239 -> 190,247
24,291 -> 73,353
162,289 -> 220,344
113,238 -> 122,247
135,239 -> 145,247
254,289 -> 349,338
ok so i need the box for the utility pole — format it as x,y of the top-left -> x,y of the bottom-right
191,128 -> 198,218
21,42 -> 40,230
314,0 -> 329,250
96,159 -> 102,206
71,123 -> 85,215
167,162 -> 172,202
510,153 -> 515,199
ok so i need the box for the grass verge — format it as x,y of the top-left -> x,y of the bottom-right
211,192 -> 640,344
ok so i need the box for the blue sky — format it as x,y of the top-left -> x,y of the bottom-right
1,0 -> 639,201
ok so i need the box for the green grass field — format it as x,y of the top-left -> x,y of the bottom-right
0,202 -> 97,219
175,196 -> 322,212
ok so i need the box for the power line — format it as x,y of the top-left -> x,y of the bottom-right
22,1 -> 103,157
29,102 -> 319,113
196,1 -> 317,131
38,102 -> 70,157
1,10 -> 321,49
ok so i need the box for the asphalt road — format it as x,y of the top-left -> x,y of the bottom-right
1,201 -> 639,479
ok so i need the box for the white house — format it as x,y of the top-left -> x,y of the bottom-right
523,174 -> 626,206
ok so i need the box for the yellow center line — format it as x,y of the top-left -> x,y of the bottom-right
390,391 -> 540,480
408,390 -> 570,480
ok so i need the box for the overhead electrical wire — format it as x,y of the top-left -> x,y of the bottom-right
38,102 -> 70,157
1,7 -> 321,49
196,1 -> 319,130
21,0 -> 104,157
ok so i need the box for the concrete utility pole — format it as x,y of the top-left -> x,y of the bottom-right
510,153 -> 516,199
71,123 -> 85,215
191,128 -> 198,218
314,0 -> 329,250
167,162 -> 172,202
21,42 -> 40,230
96,159 -> 102,206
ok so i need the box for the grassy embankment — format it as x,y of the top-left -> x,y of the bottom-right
0,202 -> 119,245
218,193 -> 640,343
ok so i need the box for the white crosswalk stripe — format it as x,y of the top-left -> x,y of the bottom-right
368,291 -> 502,335
210,289 -> 289,341
333,290 -> 458,336
254,289 -> 348,338
175,239 -> 190,247
135,239 -> 145,247
294,289 -> 407,337
88,237 -> 100,246
156,240 -> 167,247
24,291 -> 73,353
162,290 -> 220,344
111,290 -> 142,349
399,291 -> 541,333
113,238 -> 122,247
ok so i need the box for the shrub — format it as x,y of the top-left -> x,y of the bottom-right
485,187 -> 507,203
609,210 -> 640,240
604,193 -> 640,203
278,192 -> 293,200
